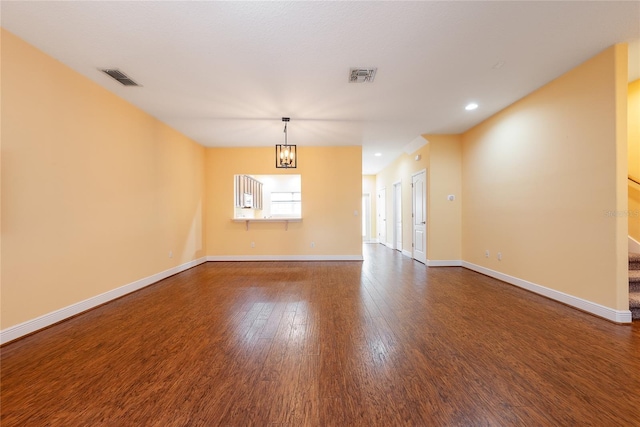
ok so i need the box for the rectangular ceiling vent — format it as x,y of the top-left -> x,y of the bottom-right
100,68 -> 140,86
349,67 -> 377,83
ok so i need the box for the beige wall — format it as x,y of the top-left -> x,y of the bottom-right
205,146 -> 362,257
462,44 -> 629,310
629,79 -> 640,242
1,29 -> 206,328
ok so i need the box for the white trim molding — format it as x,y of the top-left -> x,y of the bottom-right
462,261 -> 632,324
427,259 -> 462,267
401,249 -> 413,258
403,135 -> 428,154
0,257 -> 208,345
207,255 -> 364,262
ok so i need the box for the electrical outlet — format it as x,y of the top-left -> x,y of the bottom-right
251,242 -> 255,248
485,250 -> 490,258
311,241 -> 315,248
497,252 -> 502,261
169,250 -> 173,258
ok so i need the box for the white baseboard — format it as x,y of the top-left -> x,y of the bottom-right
427,259 -> 462,267
383,242 -> 394,249
206,255 -> 364,262
462,261 -> 632,324
630,235 -> 640,253
0,257 -> 207,345
402,250 -> 412,258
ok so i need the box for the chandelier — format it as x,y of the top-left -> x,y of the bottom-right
275,117 -> 297,168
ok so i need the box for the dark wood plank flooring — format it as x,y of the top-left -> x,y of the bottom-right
2,244 -> 640,426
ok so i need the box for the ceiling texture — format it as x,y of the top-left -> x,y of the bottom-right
2,1 -> 639,174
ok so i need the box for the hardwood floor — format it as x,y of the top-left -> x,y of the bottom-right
2,244 -> 640,426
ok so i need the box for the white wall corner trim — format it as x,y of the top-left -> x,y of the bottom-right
403,135 -> 428,155
462,261 -> 632,324
427,260 -> 463,267
206,255 -> 364,262
0,257 -> 208,345
401,249 -> 413,258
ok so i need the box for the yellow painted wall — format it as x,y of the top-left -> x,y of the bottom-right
628,79 -> 640,243
424,135 -> 462,261
1,29 -> 206,329
462,44 -> 629,310
614,44 -> 629,309
205,146 -> 362,256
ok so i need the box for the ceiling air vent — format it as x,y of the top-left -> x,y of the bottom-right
349,67 -> 377,83
100,68 -> 140,86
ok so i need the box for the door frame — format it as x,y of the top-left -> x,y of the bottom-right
377,187 -> 386,245
412,169 -> 427,264
362,193 -> 372,242
393,181 -> 402,251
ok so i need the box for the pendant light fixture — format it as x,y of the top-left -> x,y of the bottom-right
275,117 -> 297,168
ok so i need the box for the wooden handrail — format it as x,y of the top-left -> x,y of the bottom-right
630,175 -> 640,186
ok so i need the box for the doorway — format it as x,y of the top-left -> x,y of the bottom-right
393,182 -> 402,251
412,170 -> 427,264
362,193 -> 372,242
377,188 -> 386,245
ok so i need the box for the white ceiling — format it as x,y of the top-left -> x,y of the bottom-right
2,1 -> 639,174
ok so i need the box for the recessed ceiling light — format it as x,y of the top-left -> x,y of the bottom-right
465,103 -> 478,111
374,153 -> 382,157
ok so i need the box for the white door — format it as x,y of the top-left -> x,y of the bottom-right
377,188 -> 386,245
362,193 -> 371,242
412,171 -> 427,264
394,182 -> 402,251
